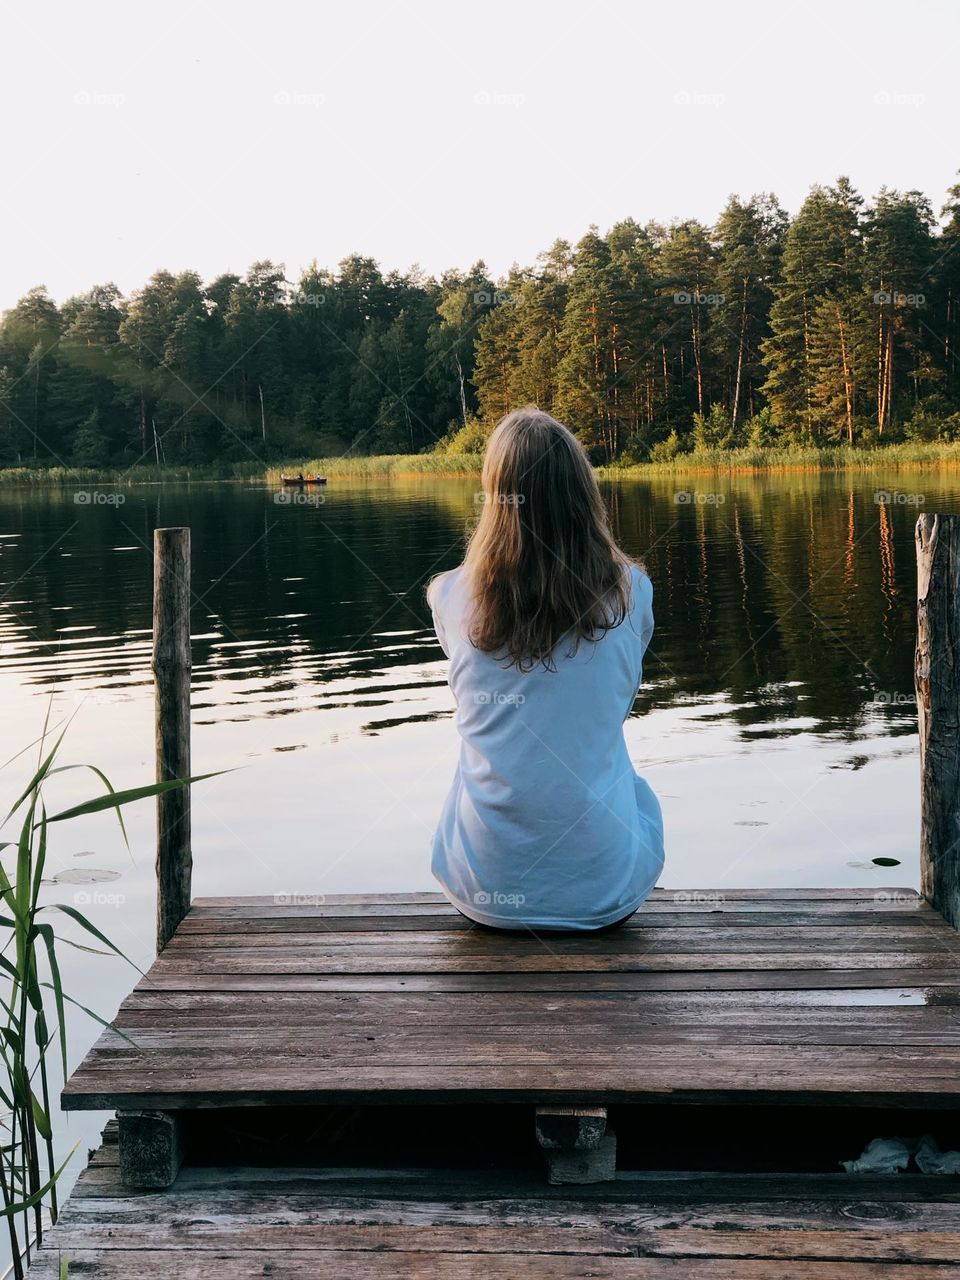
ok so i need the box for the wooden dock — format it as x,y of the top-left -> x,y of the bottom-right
23,518 -> 960,1276
26,1128 -> 960,1277
31,887 -> 960,1275
60,888 -> 960,1111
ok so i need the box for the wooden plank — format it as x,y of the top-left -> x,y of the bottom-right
61,1044 -> 960,1110
34,1143 -> 960,1279
64,1163 -> 960,1203
80,1016 -> 960,1048
47,1173 -> 960,1230
183,898 -> 928,922
36,1218 -> 960,1263
137,950 -> 960,975
68,1037 -> 960,1078
26,1248 -> 960,1277
115,988 -> 940,1020
129,967 -> 960,993
163,923 -> 956,948
175,908 -> 940,933
191,889 -> 920,906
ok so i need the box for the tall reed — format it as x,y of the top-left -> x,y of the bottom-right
0,716 -> 200,1278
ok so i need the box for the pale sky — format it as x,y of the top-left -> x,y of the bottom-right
2,0 -> 957,310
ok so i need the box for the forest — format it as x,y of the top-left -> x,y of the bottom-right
2,174 -> 960,469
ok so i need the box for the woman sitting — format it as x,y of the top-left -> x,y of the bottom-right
428,407 -> 664,934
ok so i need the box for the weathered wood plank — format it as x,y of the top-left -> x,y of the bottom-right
61,1043 -> 960,1110
36,1145 -> 960,1274
191,889 -> 920,906
163,924 -> 956,951
182,899 -> 928,924
129,967 -> 960,993
63,1163 -> 960,1203
114,988 -> 940,1022
79,1017 -> 960,1048
36,1218 -> 960,1264
138,950 -> 960,975
26,1248 -> 960,1277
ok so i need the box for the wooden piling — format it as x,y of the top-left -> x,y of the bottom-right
915,513 -> 960,931
152,527 -> 193,952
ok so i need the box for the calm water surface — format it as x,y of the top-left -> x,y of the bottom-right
1,469 -> 958,1196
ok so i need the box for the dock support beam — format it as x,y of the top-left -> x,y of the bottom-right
117,1110 -> 183,1189
535,1106 -> 616,1184
152,527 -> 193,953
916,515 -> 960,932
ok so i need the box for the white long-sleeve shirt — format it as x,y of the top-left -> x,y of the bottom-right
429,564 -> 664,931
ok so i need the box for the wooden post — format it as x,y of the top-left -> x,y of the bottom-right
152,527 -> 192,951
534,1106 -> 616,1184
117,1110 -> 183,1189
915,514 -> 960,930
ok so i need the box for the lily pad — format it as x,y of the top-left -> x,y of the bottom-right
51,868 -> 122,885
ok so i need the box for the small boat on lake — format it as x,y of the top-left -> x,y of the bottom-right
281,474 -> 327,486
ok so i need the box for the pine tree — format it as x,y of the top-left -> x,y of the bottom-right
712,195 -> 787,432
762,179 -> 865,441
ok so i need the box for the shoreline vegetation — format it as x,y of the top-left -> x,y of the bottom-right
4,440 -> 960,486
2,176 -> 960,478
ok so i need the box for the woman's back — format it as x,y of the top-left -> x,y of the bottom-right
430,562 -> 663,931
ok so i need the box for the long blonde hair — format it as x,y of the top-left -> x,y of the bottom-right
445,407 -> 635,671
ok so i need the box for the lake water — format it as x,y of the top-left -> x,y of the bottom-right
0,468 -> 958,1200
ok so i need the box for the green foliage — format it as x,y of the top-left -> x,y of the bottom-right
0,719 -> 204,1278
69,410 -> 111,467
436,416 -> 491,456
692,404 -> 734,451
647,429 -> 686,463
4,172 -> 960,466
744,406 -> 777,448
902,395 -> 960,442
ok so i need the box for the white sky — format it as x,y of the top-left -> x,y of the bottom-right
2,0 -> 957,310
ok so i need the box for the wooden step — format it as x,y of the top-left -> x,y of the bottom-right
62,889 -> 960,1114
27,1135 -> 960,1277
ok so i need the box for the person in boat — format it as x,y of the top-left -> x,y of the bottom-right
297,471 -> 304,483
427,406 -> 664,934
